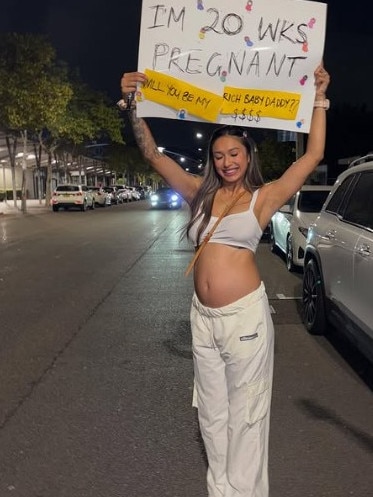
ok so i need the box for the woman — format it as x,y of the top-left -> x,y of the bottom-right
121,66 -> 330,497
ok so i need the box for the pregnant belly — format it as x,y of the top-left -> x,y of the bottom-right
193,244 -> 261,308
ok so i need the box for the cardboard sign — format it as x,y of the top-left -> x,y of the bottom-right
137,0 -> 327,132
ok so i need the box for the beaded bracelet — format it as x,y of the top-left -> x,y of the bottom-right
313,99 -> 330,110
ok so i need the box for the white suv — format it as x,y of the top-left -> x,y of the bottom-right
270,185 -> 331,271
302,155 -> 373,362
51,184 -> 95,212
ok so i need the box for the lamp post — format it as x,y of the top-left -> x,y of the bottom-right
1,160 -> 7,203
18,129 -> 30,214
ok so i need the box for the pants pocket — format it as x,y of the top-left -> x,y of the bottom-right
245,378 -> 270,425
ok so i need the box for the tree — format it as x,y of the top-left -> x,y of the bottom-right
107,143 -> 153,185
51,79 -> 124,195
0,33 -> 73,211
258,132 -> 295,181
0,34 -> 126,208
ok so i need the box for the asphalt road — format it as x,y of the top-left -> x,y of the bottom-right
0,200 -> 372,497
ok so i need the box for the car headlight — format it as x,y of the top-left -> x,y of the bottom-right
150,194 -> 159,201
171,194 -> 178,201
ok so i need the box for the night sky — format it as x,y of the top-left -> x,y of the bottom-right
1,0 -> 372,156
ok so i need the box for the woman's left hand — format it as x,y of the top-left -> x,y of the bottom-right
314,64 -> 330,99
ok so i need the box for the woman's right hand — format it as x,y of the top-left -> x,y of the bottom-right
120,71 -> 147,96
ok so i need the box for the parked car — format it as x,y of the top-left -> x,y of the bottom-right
91,186 -> 111,207
150,187 -> 182,209
136,186 -> 146,199
302,154 -> 373,362
270,185 -> 332,271
102,186 -> 119,204
51,184 -> 95,211
116,187 -> 131,203
135,185 -> 151,199
127,186 -> 141,201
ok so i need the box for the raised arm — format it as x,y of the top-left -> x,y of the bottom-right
260,65 -> 330,219
120,72 -> 201,204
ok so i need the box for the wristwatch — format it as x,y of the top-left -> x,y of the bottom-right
314,99 -> 330,110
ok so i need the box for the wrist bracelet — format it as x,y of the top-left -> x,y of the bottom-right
314,98 -> 330,110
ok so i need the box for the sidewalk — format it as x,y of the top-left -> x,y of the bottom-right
0,199 -> 51,216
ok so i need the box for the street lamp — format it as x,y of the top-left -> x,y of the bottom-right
157,146 -> 202,174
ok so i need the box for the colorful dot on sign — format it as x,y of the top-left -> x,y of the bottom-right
300,75 -> 308,86
197,0 -> 204,11
244,36 -> 254,47
246,0 -> 253,12
302,42 -> 309,53
308,17 -> 316,28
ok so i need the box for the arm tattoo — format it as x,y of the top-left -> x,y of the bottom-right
129,109 -> 164,161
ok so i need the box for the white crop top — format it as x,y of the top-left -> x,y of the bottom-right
189,189 -> 263,253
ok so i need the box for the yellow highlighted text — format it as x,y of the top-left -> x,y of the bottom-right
142,69 -> 223,122
221,87 -> 301,120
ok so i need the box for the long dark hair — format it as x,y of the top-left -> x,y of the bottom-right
184,125 -> 264,245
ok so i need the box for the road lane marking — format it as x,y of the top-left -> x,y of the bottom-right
276,293 -> 302,300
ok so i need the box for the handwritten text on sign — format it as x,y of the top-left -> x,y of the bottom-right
142,70 -> 222,122
137,0 -> 327,132
221,88 -> 301,120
